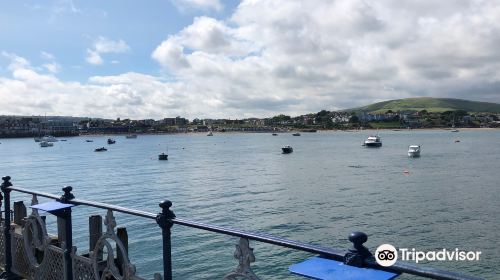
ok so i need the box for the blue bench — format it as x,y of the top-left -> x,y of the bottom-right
290,257 -> 399,280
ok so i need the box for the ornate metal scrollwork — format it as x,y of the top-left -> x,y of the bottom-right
22,195 -> 50,268
90,209 -> 137,280
224,238 -> 261,280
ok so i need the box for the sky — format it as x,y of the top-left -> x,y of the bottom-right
1,0 -> 500,120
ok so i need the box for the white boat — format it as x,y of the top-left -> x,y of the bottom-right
207,131 -> 213,136
451,129 -> 459,132
408,145 -> 421,157
364,135 -> 382,147
125,134 -> 137,139
42,135 -> 58,142
40,141 -> 53,147
292,132 -> 301,136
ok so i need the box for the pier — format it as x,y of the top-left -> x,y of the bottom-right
0,176 -> 482,280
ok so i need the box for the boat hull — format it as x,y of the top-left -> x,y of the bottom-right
408,151 -> 420,157
364,142 -> 382,147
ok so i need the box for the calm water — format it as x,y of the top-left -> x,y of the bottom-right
0,130 -> 499,279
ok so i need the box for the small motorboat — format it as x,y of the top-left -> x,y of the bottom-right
95,147 -> 107,152
292,132 -> 301,136
455,139 -> 460,143
107,138 -> 116,144
86,140 -> 94,142
207,131 -> 213,136
363,135 -> 382,147
408,145 -> 421,157
40,141 -> 54,147
451,129 -> 459,132
282,145 -> 293,154
60,139 -> 67,142
158,153 -> 169,160
272,133 -> 278,136
125,134 -> 137,139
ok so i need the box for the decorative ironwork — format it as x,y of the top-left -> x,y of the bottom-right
224,238 -> 261,280
90,210 -> 138,280
22,195 -> 50,268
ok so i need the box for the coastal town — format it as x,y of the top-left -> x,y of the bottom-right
1,109 -> 499,138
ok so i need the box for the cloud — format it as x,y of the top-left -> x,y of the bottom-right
86,37 -> 130,65
150,0 -> 500,114
2,0 -> 500,120
172,0 -> 223,12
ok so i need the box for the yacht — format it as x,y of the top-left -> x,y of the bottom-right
408,145 -> 421,157
282,145 -> 293,154
39,141 -> 54,147
363,135 -> 382,147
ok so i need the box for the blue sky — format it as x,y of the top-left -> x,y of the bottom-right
1,0 -> 238,81
1,0 -> 500,119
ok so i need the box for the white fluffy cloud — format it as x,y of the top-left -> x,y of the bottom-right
86,37 -> 130,65
2,0 -> 500,119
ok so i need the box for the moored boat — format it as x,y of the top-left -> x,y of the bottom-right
363,135 -> 382,147
408,145 -> 421,157
39,141 -> 54,147
126,134 -> 137,139
158,153 -> 168,160
94,147 -> 107,152
272,133 -> 278,136
292,132 -> 301,136
107,138 -> 116,144
282,145 -> 293,153
207,131 -> 213,136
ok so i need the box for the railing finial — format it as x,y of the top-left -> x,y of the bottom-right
1,176 -> 12,191
344,231 -> 372,267
60,186 -> 75,203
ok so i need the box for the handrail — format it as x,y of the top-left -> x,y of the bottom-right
5,185 -> 483,280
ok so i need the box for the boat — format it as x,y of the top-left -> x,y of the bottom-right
94,147 -> 107,152
282,145 -> 293,154
207,131 -> 213,136
107,138 -> 116,144
272,133 -> 278,136
451,129 -> 459,132
60,139 -> 67,142
408,145 -> 421,157
125,134 -> 137,139
292,132 -> 301,136
363,135 -> 382,147
158,153 -> 169,160
39,141 -> 53,147
36,135 -> 58,142
86,140 -> 93,142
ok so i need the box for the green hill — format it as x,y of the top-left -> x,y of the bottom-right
349,97 -> 500,113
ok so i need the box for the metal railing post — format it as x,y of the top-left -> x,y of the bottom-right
1,176 -> 14,279
344,231 -> 372,267
156,200 -> 175,280
58,186 -> 75,280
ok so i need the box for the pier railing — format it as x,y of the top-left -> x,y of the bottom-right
0,176 -> 482,280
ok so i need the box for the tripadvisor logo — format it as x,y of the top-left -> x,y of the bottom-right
375,244 -> 482,267
375,244 -> 398,267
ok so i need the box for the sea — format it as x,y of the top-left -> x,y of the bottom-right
0,129 -> 499,279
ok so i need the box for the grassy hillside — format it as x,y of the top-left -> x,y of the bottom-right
350,97 -> 500,113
